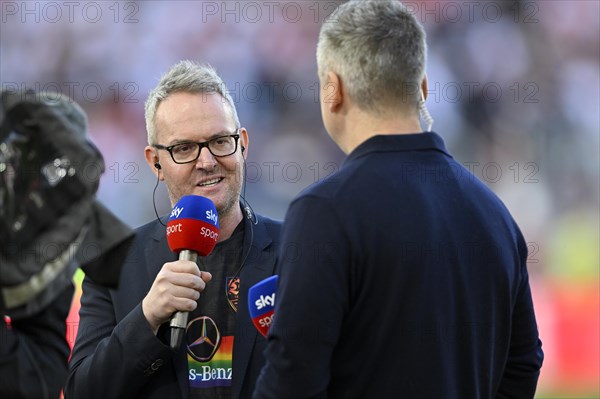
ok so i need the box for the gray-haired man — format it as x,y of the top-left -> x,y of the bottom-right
254,2 -> 543,398
67,61 -> 282,399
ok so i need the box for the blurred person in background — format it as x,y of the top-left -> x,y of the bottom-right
66,61 -> 282,399
0,90 -> 133,398
254,1 -> 543,399
0,287 -> 73,399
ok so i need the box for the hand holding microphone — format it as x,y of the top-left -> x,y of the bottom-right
141,261 -> 211,335
141,195 -> 220,348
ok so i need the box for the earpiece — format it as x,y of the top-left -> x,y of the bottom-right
418,90 -> 434,132
154,162 -> 161,170
241,146 -> 245,154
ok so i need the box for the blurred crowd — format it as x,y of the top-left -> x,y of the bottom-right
1,1 -> 598,396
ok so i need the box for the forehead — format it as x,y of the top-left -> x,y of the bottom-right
154,91 -> 236,143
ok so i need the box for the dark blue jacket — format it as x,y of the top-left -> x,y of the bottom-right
66,213 -> 281,399
255,133 -> 543,399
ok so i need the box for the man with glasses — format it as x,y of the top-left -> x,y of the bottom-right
66,61 -> 282,399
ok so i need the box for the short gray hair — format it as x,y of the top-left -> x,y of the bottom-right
144,60 -> 240,144
316,0 -> 427,113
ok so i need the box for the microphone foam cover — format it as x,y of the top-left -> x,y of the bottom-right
166,195 -> 220,255
248,275 -> 278,337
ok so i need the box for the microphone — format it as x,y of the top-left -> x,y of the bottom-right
166,195 -> 220,349
248,275 -> 278,337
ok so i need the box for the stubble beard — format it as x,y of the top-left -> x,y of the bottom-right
165,178 -> 241,221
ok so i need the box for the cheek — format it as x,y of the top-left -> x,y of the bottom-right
221,157 -> 243,176
163,166 -> 191,186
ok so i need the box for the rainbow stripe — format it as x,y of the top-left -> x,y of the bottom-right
188,336 -> 234,388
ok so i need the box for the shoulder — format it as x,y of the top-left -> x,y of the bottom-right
302,174 -> 340,199
133,218 -> 164,238
255,214 -> 283,236
290,163 -> 359,210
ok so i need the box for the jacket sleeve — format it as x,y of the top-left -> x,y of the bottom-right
0,284 -> 74,399
496,233 -> 544,398
64,276 -> 175,399
254,196 -> 349,399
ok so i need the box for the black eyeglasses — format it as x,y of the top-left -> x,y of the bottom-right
153,130 -> 240,164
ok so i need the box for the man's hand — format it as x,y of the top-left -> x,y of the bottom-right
142,260 -> 212,334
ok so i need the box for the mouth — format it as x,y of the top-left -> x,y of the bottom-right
197,177 -> 224,187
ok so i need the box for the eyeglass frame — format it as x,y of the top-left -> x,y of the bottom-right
152,128 -> 241,164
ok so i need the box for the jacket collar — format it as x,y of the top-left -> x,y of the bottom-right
345,131 -> 451,165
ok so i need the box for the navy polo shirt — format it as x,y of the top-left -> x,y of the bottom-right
255,132 -> 543,399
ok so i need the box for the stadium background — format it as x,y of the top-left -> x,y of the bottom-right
1,1 -> 598,397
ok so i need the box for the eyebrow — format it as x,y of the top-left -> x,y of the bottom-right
166,130 -> 234,146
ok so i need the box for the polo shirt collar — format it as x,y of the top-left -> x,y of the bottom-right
345,131 -> 451,164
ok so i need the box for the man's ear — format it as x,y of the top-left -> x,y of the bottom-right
239,128 -> 249,158
421,75 -> 428,101
144,146 -> 163,180
323,71 -> 344,113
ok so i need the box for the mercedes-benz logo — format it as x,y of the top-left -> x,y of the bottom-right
186,316 -> 221,362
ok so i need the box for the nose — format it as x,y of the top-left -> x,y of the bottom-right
195,146 -> 217,171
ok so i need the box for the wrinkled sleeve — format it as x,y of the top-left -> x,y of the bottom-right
254,196 -> 350,399
64,276 -> 174,399
496,234 -> 544,399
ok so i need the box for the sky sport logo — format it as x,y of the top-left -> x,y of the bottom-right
170,206 -> 184,218
166,223 -> 182,236
169,205 -> 218,225
205,209 -> 218,225
166,197 -> 220,254
254,293 -> 275,310
200,227 -> 218,241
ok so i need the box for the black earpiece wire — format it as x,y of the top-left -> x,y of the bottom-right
152,166 -> 167,227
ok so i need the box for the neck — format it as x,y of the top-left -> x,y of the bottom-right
338,109 -> 423,154
216,203 -> 243,242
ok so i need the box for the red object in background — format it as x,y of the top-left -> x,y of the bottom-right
552,281 -> 600,394
3,315 -> 12,330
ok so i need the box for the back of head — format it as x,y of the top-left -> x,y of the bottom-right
144,60 -> 240,145
317,0 -> 427,115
